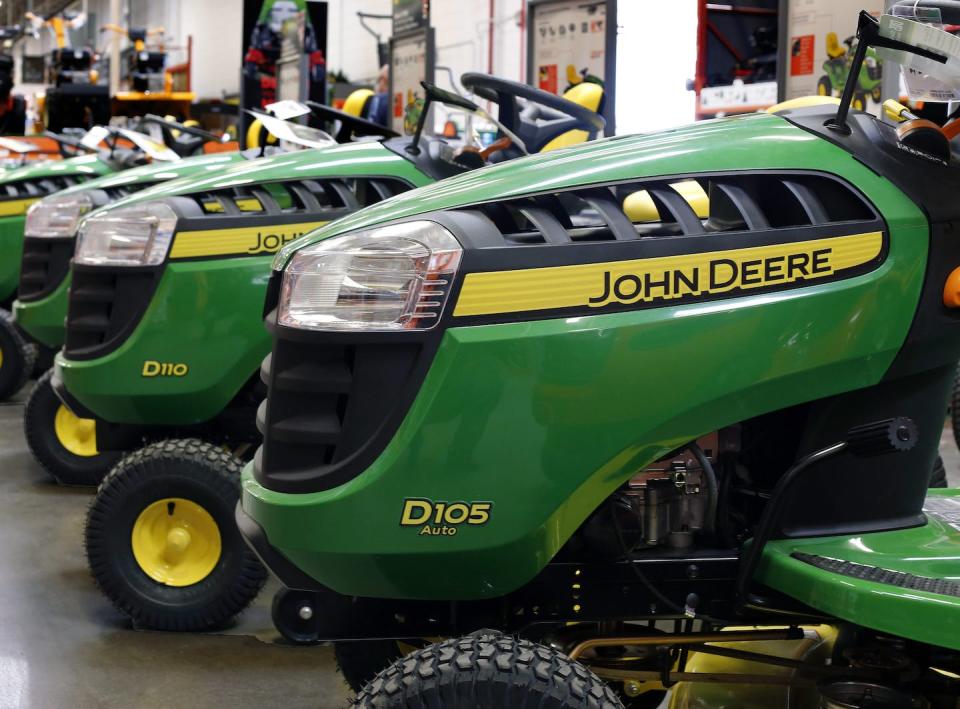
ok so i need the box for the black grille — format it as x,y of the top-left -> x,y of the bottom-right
1,173 -> 88,199
254,331 -> 434,493
181,177 -> 410,218
62,264 -> 162,360
454,172 -> 875,246
18,237 -> 75,302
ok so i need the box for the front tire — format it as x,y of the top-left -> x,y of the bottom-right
24,369 -> 120,485
817,77 -> 832,96
355,634 -> 624,708
0,308 -> 35,401
84,439 -> 267,631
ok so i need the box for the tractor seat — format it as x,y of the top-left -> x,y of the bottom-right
341,88 -> 374,119
623,180 -> 709,223
539,82 -> 605,152
825,32 -> 846,59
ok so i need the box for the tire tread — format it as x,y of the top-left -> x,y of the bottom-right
84,438 -> 267,631
354,635 -> 623,709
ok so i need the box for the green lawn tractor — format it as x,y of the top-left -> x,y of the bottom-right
13,104 -> 396,482
0,124 -> 201,399
817,31 -> 882,110
238,7 -> 960,707
49,76 -> 606,631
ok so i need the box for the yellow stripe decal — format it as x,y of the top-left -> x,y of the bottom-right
0,198 -> 39,217
169,221 -> 327,259
454,231 -> 883,317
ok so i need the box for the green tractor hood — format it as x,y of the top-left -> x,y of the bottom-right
0,153 -> 114,303
14,151 -> 247,347
273,112 -> 845,266
101,141 -> 419,212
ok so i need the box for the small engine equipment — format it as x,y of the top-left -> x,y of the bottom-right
580,436 -> 715,557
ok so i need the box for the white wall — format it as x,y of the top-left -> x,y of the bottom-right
325,0 -> 526,90
177,0 -> 242,99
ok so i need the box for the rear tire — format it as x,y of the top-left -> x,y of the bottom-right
355,634 -> 624,708
0,308 -> 35,401
24,369 -> 120,485
84,438 -> 267,631
930,455 -> 948,489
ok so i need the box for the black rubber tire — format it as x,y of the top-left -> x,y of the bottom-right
930,454 -> 948,489
23,369 -> 121,485
355,634 -> 624,708
951,364 -> 960,451
817,76 -> 832,97
0,308 -> 35,401
335,640 -> 405,693
84,438 -> 267,631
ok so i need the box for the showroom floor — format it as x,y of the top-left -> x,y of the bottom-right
1,387 -> 958,709
0,388 -> 351,709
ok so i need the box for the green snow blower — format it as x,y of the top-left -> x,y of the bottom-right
238,6 -> 960,707
52,76 -> 607,630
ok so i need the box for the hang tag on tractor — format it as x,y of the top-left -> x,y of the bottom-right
265,100 -> 312,120
80,125 -> 110,150
877,12 -> 960,102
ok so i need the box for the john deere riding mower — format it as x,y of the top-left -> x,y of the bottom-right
14,104 -> 389,480
236,6 -> 960,706
0,123 -> 192,400
44,76 -> 607,631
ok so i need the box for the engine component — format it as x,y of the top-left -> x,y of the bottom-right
580,437 -> 715,557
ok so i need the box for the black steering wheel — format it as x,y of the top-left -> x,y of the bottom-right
460,73 -> 605,153
43,130 -> 99,157
304,101 -> 398,142
141,114 -> 226,157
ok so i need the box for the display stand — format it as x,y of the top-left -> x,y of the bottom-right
526,0 -> 616,135
388,1 -> 435,136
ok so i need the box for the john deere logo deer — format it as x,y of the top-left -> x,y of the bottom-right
400,498 -> 492,537
142,360 -> 188,377
453,231 -> 883,317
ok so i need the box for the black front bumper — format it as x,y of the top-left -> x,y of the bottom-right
235,501 -> 324,592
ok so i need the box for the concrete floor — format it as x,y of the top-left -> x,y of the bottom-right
1,384 -> 959,709
0,388 -> 351,709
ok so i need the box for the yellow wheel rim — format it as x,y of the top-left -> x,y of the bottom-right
818,84 -> 827,96
131,498 -> 222,587
53,404 -> 99,457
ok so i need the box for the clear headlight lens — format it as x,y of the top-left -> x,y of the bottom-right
75,202 -> 178,266
25,192 -> 94,238
278,220 -> 462,331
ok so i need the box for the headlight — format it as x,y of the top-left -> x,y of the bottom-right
75,202 -> 178,266
278,220 -> 462,331
25,192 -> 94,238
